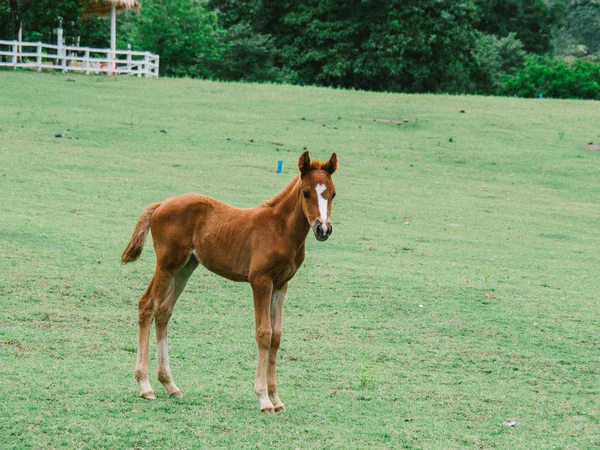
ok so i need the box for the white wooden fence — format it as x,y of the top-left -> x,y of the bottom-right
0,40 -> 159,77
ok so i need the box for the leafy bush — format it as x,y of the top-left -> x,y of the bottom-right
502,55 -> 600,99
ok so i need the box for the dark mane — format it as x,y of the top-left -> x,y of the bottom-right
262,175 -> 300,207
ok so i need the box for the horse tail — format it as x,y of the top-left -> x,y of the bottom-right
121,203 -> 161,264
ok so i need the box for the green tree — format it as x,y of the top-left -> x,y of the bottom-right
565,1 -> 600,53
210,0 -> 479,93
129,0 -> 227,78
0,3 -> 11,40
550,1 -> 600,60
1,0 -> 35,41
0,0 -> 82,44
211,22 -> 283,82
474,0 -> 564,54
22,0 -> 82,44
472,32 -> 526,94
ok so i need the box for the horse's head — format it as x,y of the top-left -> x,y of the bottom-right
298,151 -> 338,241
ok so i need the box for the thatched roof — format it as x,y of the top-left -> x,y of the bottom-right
82,0 -> 140,18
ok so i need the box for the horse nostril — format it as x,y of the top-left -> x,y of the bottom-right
326,224 -> 333,236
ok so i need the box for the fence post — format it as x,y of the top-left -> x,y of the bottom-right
143,51 -> 149,77
84,48 -> 90,75
110,4 -> 116,74
36,42 -> 42,72
136,51 -> 143,77
57,20 -> 65,71
126,44 -> 132,75
155,55 -> 160,77
12,41 -> 17,69
18,26 -> 22,63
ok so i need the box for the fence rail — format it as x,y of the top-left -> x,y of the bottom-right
0,40 -> 159,77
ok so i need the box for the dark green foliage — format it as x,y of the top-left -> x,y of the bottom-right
25,0 -> 81,44
0,3 -> 10,40
551,1 -> 600,63
76,12 -> 146,51
0,0 -> 81,42
4,0 -> 600,98
502,55 -> 600,99
563,1 -> 600,54
1,0 -> 31,40
210,22 -> 283,83
553,27 -> 589,57
128,0 -> 227,78
213,0 -> 479,93
75,16 -> 115,49
474,0 -> 564,54
208,0 -> 261,29
472,32 -> 526,94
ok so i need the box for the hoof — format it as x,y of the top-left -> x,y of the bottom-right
261,407 -> 275,414
274,405 -> 286,413
169,390 -> 183,398
140,391 -> 156,400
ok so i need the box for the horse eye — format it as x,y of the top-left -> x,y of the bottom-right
302,189 -> 311,199
332,192 -> 336,199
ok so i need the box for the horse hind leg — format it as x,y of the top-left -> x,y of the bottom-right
135,277 -> 159,399
155,256 -> 199,397
135,253 -> 190,399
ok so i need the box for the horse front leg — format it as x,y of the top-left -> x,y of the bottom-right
250,277 -> 275,413
268,284 -> 287,412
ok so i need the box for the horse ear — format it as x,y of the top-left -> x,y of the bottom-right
323,152 -> 338,175
298,151 -> 311,176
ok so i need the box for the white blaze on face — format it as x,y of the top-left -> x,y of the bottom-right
315,184 -> 328,233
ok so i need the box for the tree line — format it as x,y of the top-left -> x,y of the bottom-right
1,0 -> 599,99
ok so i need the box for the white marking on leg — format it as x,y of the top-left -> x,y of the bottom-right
139,379 -> 153,393
135,346 -> 154,395
271,290 -> 285,317
136,360 -> 153,393
156,336 -> 181,395
315,184 -> 328,233
157,337 -> 171,374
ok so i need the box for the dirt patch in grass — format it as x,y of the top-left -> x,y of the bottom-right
585,143 -> 600,152
359,117 -> 409,125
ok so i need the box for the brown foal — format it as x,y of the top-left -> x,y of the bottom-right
121,151 -> 337,413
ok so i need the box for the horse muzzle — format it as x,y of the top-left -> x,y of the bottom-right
312,219 -> 333,241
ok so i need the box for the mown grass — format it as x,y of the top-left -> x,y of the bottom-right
1,71 -> 599,449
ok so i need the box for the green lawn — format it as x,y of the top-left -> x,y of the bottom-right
1,71 -> 599,449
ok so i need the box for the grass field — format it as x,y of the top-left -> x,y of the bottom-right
1,71 -> 599,449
